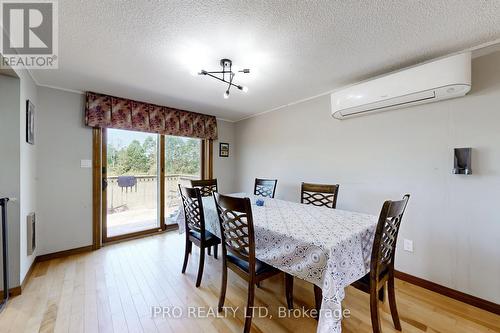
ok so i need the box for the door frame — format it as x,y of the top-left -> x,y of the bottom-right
92,128 -> 212,248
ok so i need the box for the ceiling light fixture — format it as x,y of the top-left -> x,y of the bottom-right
198,58 -> 250,98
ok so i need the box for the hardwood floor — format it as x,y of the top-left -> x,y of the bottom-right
1,232 -> 498,333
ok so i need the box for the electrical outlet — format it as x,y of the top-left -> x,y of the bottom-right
403,239 -> 413,252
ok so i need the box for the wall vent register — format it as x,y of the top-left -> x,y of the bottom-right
27,212 -> 36,255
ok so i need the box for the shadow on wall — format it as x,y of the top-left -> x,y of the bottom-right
474,146 -> 498,176
470,51 -> 500,95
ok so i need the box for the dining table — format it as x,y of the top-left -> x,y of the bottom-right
177,194 -> 378,333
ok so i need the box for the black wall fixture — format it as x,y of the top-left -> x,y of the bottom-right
453,148 -> 472,175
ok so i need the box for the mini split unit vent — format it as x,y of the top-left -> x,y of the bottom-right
331,52 -> 471,119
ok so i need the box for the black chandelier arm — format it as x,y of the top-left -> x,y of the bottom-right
204,72 -> 241,90
225,61 -> 231,82
204,70 -> 232,75
204,70 -> 250,75
227,72 -> 235,92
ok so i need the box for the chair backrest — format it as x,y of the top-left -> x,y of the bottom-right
254,178 -> 277,198
213,193 -> 256,264
371,194 -> 410,280
190,179 -> 218,197
301,182 -> 340,208
179,185 -> 206,237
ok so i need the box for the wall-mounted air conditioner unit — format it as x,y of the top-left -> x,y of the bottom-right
331,52 -> 471,119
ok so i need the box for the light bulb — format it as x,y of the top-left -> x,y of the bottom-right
223,91 -> 230,99
242,86 -> 248,93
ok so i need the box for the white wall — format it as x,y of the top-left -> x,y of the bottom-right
234,51 -> 500,304
37,87 -> 92,255
18,69 -> 38,283
0,74 -> 21,288
35,87 -> 237,254
214,120 -> 237,193
0,67 -> 38,287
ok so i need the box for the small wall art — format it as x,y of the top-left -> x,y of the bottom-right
219,142 -> 229,157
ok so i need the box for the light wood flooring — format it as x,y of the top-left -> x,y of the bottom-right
0,232 -> 498,333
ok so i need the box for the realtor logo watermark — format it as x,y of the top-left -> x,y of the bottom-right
0,0 -> 58,68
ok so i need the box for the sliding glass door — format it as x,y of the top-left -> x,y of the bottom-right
104,129 -> 160,239
101,129 -> 204,242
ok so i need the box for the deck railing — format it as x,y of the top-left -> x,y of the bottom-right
107,174 -> 199,184
106,174 -> 199,224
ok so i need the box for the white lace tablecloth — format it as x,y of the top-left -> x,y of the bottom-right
177,194 -> 377,333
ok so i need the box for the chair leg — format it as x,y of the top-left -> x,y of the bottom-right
213,244 -> 218,259
243,280 -> 256,333
388,276 -> 402,330
208,246 -> 211,256
195,247 -> 205,287
370,285 -> 382,333
314,285 -> 322,320
181,240 -> 191,274
218,260 -> 228,312
378,285 -> 385,302
285,273 -> 294,309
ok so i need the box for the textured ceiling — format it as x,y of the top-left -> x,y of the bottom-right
31,0 -> 500,121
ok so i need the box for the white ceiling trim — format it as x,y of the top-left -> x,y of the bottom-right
37,83 -> 84,95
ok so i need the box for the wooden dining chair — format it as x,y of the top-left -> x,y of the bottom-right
295,182 -> 340,316
190,179 -> 218,197
179,185 -> 221,287
214,193 -> 293,333
254,178 -> 277,198
190,179 -> 219,256
351,194 -> 410,333
301,182 -> 340,208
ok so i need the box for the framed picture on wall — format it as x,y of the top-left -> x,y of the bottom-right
26,100 -> 35,145
219,142 -> 229,157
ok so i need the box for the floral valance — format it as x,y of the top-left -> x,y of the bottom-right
85,92 -> 218,140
